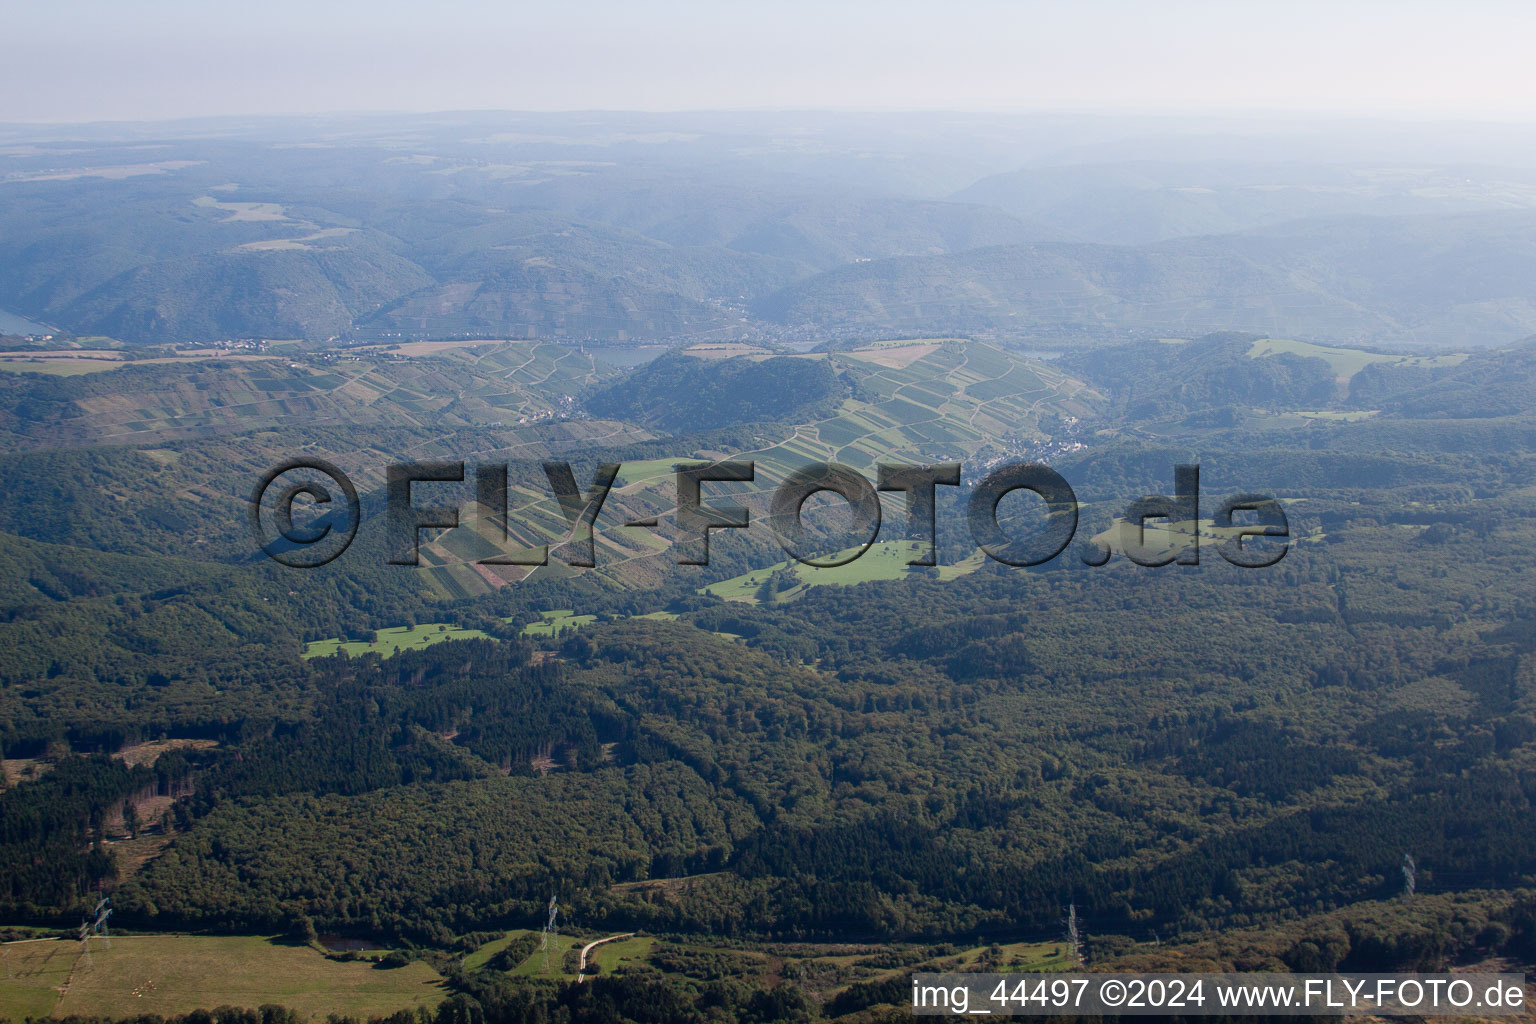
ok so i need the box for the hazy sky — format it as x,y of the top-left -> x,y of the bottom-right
6,0 -> 1536,123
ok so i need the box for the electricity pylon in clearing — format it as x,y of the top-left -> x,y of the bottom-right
1063,903 -> 1082,965
540,894 -> 559,974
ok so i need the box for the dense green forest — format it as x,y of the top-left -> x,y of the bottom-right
586,354 -> 847,433
2,332 -> 1535,1022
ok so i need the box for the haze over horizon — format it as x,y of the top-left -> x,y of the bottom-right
10,3 -> 1536,1021
7,0 -> 1536,124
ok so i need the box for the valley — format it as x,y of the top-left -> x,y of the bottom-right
5,106 -> 1536,1024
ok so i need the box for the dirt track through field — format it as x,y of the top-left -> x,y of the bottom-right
576,933 -> 634,981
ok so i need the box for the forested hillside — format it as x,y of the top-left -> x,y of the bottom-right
4,115 -> 1536,1022
1,323 -> 1534,1024
587,353 -> 845,432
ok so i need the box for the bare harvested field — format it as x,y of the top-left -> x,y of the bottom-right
844,341 -> 941,367
680,342 -> 773,359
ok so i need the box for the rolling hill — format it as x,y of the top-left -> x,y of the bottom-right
951,159 -> 1536,244
754,211 -> 1536,348
0,340 -> 624,447
12,116 -> 1536,349
388,338 -> 1102,599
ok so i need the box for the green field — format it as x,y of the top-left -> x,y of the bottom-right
1084,514 -> 1308,562
0,931 -> 1070,1022
0,935 -> 445,1022
522,608 -> 678,636
703,541 -> 955,603
303,623 -> 491,659
521,610 -> 597,637
580,935 -> 657,977
912,939 -> 1074,976
497,932 -> 615,979
427,926 -> 649,980
304,609 -> 680,657
612,458 -> 688,490
1248,338 -> 1466,382
460,929 -> 539,972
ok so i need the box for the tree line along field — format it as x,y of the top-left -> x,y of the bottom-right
301,610 -> 686,658
702,541 -> 954,603
303,624 -> 494,660
1245,337 -> 1468,384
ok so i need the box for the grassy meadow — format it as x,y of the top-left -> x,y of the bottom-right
0,935 -> 445,1022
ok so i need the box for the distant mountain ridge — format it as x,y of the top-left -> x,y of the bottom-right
5,116 -> 1536,347
754,210 -> 1536,348
950,159 -> 1536,244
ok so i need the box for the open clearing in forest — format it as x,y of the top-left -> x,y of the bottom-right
0,935 -> 445,1022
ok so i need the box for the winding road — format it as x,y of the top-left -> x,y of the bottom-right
575,932 -> 635,981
